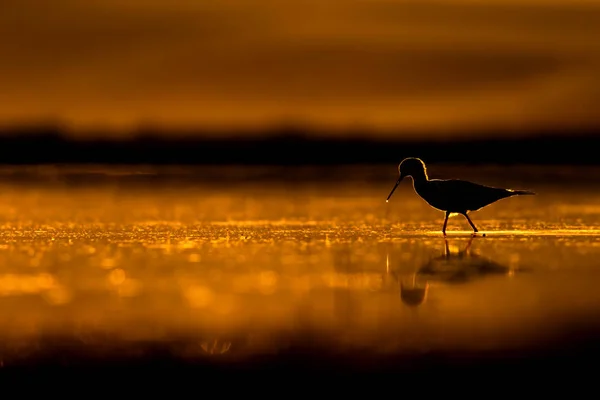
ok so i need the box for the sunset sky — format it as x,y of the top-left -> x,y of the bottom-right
1,0 -> 600,138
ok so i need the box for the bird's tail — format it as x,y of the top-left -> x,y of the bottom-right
509,189 -> 536,196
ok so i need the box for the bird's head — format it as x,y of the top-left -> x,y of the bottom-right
399,157 -> 427,179
386,157 -> 428,202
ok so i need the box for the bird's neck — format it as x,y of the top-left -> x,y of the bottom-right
411,171 -> 429,183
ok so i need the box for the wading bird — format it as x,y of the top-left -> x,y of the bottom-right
386,158 -> 535,235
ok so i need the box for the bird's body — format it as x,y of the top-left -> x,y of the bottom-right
386,158 -> 535,235
413,178 -> 533,214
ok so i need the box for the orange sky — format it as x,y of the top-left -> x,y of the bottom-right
1,0 -> 600,138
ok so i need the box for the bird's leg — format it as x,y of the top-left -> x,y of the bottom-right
464,236 -> 475,254
456,236 -> 474,258
442,211 -> 450,236
443,238 -> 450,258
462,212 -> 479,234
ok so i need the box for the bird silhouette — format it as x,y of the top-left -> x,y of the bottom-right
386,157 -> 535,235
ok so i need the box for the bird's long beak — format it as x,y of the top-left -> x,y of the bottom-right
386,176 -> 404,202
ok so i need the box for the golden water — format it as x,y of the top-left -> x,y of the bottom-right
0,165 -> 598,364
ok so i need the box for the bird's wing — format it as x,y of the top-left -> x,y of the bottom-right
429,179 -> 497,194
443,179 -> 501,191
428,179 -> 512,211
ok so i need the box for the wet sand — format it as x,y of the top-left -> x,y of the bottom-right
0,164 -> 598,380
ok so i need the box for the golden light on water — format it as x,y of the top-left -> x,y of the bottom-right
1,0 -> 598,376
0,273 -> 55,295
0,165 -> 597,366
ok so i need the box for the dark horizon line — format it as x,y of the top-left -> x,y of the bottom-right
0,125 -> 598,165
1,123 -> 599,140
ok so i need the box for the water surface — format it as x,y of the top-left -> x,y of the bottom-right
0,164 -> 598,370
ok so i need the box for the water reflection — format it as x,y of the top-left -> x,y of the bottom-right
399,276 -> 429,307
200,338 -> 232,355
396,237 -> 518,307
173,337 -> 238,360
0,165 -> 598,369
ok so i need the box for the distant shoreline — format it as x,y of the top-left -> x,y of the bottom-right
0,126 -> 598,165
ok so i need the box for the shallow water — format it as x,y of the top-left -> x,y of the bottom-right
0,164 -> 599,367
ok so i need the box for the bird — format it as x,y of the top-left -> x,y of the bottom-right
386,157 -> 535,235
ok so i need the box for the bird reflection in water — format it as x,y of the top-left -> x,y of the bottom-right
391,237 -> 519,307
384,253 -> 429,307
400,275 -> 430,307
